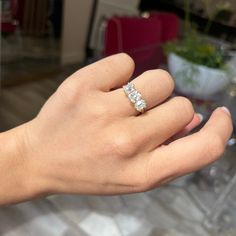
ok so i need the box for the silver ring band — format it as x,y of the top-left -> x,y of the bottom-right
123,82 -> 147,113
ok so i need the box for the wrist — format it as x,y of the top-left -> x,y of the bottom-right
0,123 -> 49,205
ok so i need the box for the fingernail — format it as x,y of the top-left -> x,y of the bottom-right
196,113 -> 204,123
220,106 -> 231,116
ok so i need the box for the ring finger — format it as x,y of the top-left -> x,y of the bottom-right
107,69 -> 174,117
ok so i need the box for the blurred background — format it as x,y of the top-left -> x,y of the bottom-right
0,0 -> 236,235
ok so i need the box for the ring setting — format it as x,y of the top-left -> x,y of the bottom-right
123,82 -> 147,113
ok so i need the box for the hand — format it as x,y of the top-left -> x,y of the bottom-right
10,54 -> 233,202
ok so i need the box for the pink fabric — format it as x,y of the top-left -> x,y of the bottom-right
149,12 -> 179,42
104,16 -> 162,76
149,12 -> 179,64
104,13 -> 179,76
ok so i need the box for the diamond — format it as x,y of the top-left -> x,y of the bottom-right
135,99 -> 147,112
123,82 -> 147,113
128,91 -> 142,103
123,83 -> 135,95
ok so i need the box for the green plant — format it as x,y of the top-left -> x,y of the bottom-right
164,35 -> 226,68
164,0 -> 231,69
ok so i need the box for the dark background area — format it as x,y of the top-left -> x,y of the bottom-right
139,0 -> 236,42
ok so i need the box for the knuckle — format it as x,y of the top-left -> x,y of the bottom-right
109,53 -> 135,76
56,80 -> 79,106
119,53 -> 135,69
174,96 -> 194,119
141,69 -> 175,95
110,130 -> 137,157
142,69 -> 175,89
89,103 -> 109,120
58,77 -> 88,103
157,69 -> 175,91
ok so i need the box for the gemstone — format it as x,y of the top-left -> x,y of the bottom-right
128,91 -> 142,103
135,99 -> 147,112
123,83 -> 135,94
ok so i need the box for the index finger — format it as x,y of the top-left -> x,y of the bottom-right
70,53 -> 135,91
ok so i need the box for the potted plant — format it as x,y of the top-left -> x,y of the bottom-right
164,0 -> 232,99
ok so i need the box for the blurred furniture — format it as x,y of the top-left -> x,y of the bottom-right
103,13 -> 179,76
1,0 -> 18,34
149,11 -> 179,42
104,16 -> 161,76
87,0 -> 140,56
49,0 -> 63,38
61,0 -> 94,65
21,0 -> 49,36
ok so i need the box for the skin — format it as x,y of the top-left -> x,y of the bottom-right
0,53 -> 233,206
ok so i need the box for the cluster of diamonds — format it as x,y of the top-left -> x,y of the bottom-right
123,82 -> 147,112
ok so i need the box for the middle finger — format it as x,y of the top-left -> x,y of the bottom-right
126,96 -> 195,151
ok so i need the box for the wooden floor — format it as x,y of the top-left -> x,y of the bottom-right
0,66 -> 77,132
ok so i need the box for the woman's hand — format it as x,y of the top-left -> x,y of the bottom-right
1,53 -> 233,205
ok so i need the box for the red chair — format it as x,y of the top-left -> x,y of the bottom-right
149,12 -> 180,64
104,16 -> 162,77
104,13 -> 179,76
149,12 -> 179,42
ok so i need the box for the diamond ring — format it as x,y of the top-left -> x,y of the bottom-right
123,82 -> 147,113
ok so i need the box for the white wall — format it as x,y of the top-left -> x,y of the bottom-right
61,0 -> 140,64
61,0 -> 93,65
89,0 -> 140,50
